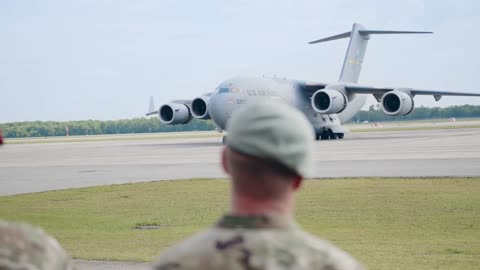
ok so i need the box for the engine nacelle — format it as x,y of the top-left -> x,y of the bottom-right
191,96 -> 211,119
159,103 -> 192,125
311,89 -> 347,114
381,91 -> 415,116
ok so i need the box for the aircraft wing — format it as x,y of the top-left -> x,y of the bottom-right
302,82 -> 480,101
146,96 -> 158,116
171,99 -> 192,105
145,111 -> 158,116
343,84 -> 480,101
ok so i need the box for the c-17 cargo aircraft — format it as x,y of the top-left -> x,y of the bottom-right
147,23 -> 480,141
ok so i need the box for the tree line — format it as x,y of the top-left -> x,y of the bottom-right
352,104 -> 480,123
1,104 -> 480,138
0,118 -> 217,138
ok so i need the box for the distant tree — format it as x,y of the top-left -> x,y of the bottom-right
2,105 -> 480,138
352,104 -> 480,123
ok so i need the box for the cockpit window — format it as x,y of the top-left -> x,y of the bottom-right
217,87 -> 230,94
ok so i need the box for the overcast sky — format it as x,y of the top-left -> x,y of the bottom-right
1,0 -> 480,123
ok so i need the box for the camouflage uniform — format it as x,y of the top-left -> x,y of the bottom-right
153,214 -> 364,270
0,220 -> 74,270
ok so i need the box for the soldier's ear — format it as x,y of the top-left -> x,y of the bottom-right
221,147 -> 230,175
292,176 -> 302,190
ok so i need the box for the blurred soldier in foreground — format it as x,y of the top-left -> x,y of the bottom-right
153,99 -> 364,270
0,220 -> 74,270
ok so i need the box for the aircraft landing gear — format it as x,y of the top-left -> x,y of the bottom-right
316,129 -> 344,141
328,129 -> 337,140
222,136 -> 227,144
315,130 -> 326,141
321,130 -> 329,140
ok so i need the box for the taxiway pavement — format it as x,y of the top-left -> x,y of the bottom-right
1,128 -> 480,196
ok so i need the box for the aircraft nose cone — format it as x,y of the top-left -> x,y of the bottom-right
209,93 -> 230,130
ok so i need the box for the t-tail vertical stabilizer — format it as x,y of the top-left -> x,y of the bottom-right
309,23 -> 432,83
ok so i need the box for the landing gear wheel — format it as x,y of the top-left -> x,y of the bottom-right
328,129 -> 337,140
336,133 -> 344,139
320,130 -> 329,140
222,136 -> 227,144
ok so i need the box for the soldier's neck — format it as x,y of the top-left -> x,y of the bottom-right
231,192 -> 294,217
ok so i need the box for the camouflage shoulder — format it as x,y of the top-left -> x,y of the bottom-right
152,229 -> 216,270
298,230 -> 365,270
0,220 -> 74,270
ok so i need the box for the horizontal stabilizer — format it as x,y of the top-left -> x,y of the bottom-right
309,23 -> 433,83
359,30 -> 433,35
308,31 -> 351,44
309,28 -> 432,45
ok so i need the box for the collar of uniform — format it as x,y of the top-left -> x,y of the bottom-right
215,214 -> 297,229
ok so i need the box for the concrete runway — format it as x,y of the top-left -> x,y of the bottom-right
74,260 -> 150,270
1,128 -> 480,196
2,128 -> 480,270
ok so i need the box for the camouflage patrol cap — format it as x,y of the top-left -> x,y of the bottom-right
0,220 -> 74,270
226,98 -> 315,177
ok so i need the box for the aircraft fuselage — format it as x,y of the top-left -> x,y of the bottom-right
209,76 -> 367,134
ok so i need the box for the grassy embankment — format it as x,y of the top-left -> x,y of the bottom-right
0,178 -> 478,270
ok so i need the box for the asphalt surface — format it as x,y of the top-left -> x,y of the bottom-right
1,128 -> 480,196
2,128 -> 480,270
74,260 -> 150,270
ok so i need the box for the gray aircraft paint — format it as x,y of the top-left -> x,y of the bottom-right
207,22 -> 373,134
150,23 -> 480,138
208,76 -> 365,134
338,23 -> 368,83
207,24 -> 373,133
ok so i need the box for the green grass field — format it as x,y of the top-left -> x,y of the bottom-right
0,178 -> 479,269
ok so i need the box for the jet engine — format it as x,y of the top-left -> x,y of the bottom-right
380,91 -> 414,116
159,103 -> 191,125
191,96 -> 211,119
311,89 -> 347,114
